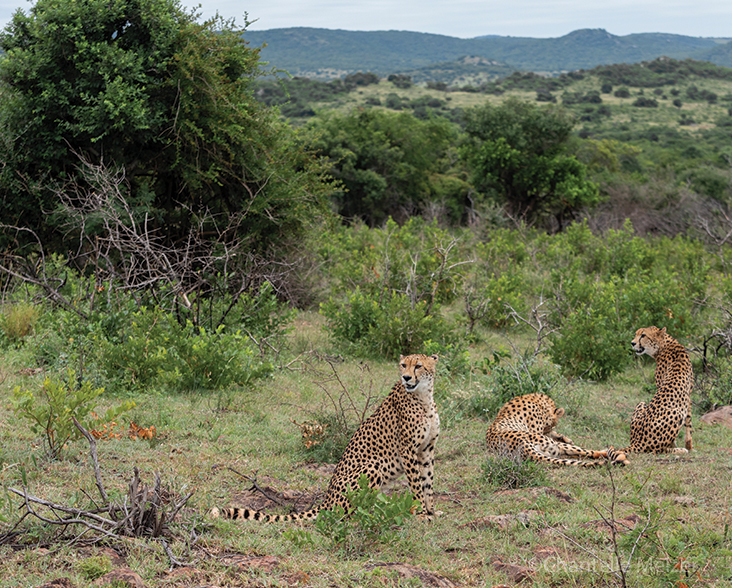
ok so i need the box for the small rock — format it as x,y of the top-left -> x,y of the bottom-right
94,568 -> 144,588
491,558 -> 535,584
700,406 -> 732,431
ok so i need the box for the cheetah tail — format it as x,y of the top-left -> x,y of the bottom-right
526,447 -> 605,468
602,447 -> 630,466
210,506 -> 321,523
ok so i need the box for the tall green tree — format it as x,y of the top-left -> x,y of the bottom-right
0,0 -> 327,251
461,97 -> 599,230
306,109 -> 468,225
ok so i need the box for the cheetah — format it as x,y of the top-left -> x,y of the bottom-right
485,393 -> 628,467
211,353 -> 440,522
617,326 -> 693,454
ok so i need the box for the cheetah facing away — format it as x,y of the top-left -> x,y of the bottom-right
618,326 -> 693,454
486,393 -> 628,467
212,353 -> 440,522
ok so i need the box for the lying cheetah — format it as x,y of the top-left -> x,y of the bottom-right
618,326 -> 693,454
212,353 -> 440,522
486,393 -> 628,467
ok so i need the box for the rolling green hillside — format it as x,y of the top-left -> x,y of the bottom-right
243,27 -> 728,78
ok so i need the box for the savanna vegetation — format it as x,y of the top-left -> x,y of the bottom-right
1,1 -> 732,587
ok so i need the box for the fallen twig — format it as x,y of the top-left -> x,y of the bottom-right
227,467 -> 288,507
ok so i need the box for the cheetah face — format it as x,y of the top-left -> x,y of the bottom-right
399,354 -> 438,394
631,326 -> 665,358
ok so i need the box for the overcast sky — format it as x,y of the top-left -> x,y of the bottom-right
0,0 -> 730,39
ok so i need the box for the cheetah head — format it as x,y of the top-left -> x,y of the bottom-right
399,354 -> 439,394
631,326 -> 666,358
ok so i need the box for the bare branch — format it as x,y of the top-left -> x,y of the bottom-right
72,416 -> 108,503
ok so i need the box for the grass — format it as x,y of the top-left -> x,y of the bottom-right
1,312 -> 731,587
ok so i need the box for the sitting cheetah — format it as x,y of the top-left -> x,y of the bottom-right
212,353 -> 440,522
486,393 -> 628,467
617,326 -> 693,454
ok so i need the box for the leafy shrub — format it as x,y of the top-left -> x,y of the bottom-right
695,354 -> 732,411
12,371 -> 135,460
548,262 -> 702,380
422,339 -> 470,378
387,74 -> 413,89
468,351 -> 563,419
314,474 -> 418,554
481,452 -> 547,489
169,323 -> 270,391
101,307 -> 271,392
548,280 -> 628,380
633,97 -> 659,107
321,288 -> 450,360
368,292 -> 449,359
320,288 -> 380,346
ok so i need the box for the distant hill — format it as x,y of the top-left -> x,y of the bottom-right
693,40 -> 732,68
242,27 -> 730,79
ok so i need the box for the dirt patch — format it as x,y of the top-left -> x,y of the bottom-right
364,562 -> 457,587
461,510 -> 541,530
579,513 -> 641,536
302,462 -> 337,477
226,479 -> 322,513
223,554 -> 281,573
494,486 -> 574,504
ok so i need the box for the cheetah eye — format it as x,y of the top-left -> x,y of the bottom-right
401,363 -> 407,369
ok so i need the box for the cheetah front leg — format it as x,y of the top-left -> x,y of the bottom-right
400,449 -> 430,515
417,436 -> 438,516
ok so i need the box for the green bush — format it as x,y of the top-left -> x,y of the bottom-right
695,354 -> 732,411
548,280 -> 628,380
321,289 -> 450,359
101,308 -> 271,392
543,222 -> 708,379
468,351 -> 563,419
318,218 -> 467,306
314,474 -> 418,554
12,371 -> 135,460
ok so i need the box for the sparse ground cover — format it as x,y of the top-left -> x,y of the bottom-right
313,74 -> 732,134
1,311 -> 731,588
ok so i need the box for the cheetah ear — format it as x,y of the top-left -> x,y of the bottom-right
400,355 -> 405,361
660,327 -> 667,334
430,354 -> 439,361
